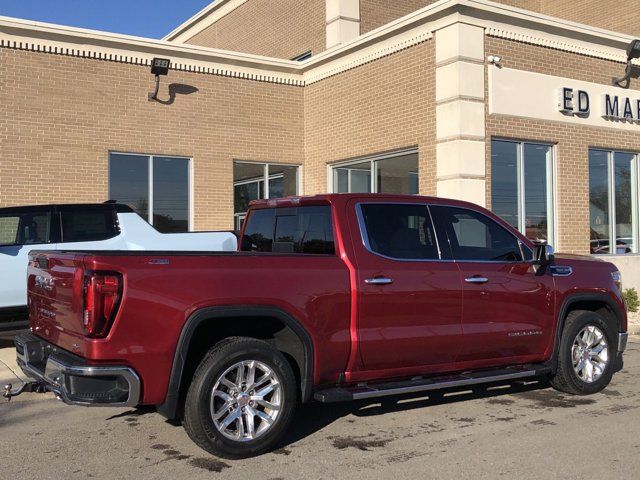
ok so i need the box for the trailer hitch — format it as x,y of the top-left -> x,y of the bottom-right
3,382 -> 48,402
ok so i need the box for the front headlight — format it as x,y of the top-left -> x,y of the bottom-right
611,270 -> 622,290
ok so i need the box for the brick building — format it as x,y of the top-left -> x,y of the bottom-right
2,0 -> 640,285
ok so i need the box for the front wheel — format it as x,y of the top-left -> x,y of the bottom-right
183,337 -> 297,458
550,310 -> 616,395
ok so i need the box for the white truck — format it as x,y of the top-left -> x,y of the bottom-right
0,202 -> 237,336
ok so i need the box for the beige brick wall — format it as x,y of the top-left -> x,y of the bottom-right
186,0 -> 325,59
485,35 -> 640,255
540,0 -> 640,37
359,0 -> 432,34
304,39 -> 436,196
0,48 -> 304,231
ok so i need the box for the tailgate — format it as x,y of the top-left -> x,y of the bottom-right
28,251 -> 87,344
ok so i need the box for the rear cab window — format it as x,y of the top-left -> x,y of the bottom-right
59,206 -> 119,243
241,206 -> 335,255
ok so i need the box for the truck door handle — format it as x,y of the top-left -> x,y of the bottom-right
465,275 -> 489,284
365,277 -> 393,285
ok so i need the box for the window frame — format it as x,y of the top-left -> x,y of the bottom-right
233,160 -> 301,231
108,151 -> 193,231
329,148 -> 419,195
589,148 -> 639,256
490,138 -> 556,246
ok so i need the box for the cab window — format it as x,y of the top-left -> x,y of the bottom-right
60,207 -> 118,243
241,206 -> 335,254
0,212 -> 52,246
359,203 -> 439,260
431,206 -> 523,262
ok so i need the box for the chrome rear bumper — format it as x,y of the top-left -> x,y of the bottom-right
14,333 -> 140,407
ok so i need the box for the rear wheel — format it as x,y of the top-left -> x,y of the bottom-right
550,310 -> 616,395
183,337 -> 297,458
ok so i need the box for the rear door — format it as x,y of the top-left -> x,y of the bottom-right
349,201 -> 463,376
430,205 -> 555,366
0,207 -> 57,309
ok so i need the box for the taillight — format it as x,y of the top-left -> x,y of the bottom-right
83,272 -> 122,338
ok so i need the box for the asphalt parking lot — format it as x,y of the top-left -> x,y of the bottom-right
1,338 -> 639,480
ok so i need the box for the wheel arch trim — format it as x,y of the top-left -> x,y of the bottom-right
551,292 -> 625,371
157,305 -> 315,420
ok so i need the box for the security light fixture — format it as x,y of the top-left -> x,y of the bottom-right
148,57 -> 171,101
487,55 -> 502,66
613,39 -> 640,88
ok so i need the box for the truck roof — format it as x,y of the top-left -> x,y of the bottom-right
0,202 -> 134,214
248,193 -> 479,210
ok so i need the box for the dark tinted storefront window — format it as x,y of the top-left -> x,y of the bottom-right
153,157 -> 190,233
109,153 -> 190,233
589,149 -> 637,254
490,140 -> 553,244
109,154 -> 149,220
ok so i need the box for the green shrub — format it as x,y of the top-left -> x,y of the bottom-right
623,288 -> 639,313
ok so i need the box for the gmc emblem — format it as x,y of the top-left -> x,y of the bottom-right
35,275 -> 54,291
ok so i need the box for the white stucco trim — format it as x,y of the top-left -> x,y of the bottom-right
163,0 -> 247,43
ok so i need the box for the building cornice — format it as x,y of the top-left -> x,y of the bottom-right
0,15 -> 304,86
1,0 -> 638,88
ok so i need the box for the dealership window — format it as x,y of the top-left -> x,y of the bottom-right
109,153 -> 191,233
589,149 -> 638,255
233,161 -> 299,230
490,140 -> 554,244
331,150 -> 419,195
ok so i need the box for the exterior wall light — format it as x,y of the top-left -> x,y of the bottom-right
613,39 -> 640,88
148,58 -> 171,101
487,55 -> 502,66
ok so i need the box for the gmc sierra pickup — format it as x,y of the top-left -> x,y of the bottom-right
9,194 -> 629,459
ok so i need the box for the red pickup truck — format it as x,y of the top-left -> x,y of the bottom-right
10,194 -> 629,458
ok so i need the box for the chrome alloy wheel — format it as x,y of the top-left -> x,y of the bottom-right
210,360 -> 282,442
571,325 -> 609,383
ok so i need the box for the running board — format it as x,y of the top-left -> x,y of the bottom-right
314,364 -> 551,403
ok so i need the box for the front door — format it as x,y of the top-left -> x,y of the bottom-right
349,201 -> 463,377
430,205 -> 555,367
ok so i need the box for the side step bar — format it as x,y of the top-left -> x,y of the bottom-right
314,364 -> 551,403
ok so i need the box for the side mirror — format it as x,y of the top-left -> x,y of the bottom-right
239,235 -> 253,252
534,244 -> 555,266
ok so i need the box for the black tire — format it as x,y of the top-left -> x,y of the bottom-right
183,337 -> 297,459
550,310 -> 616,395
